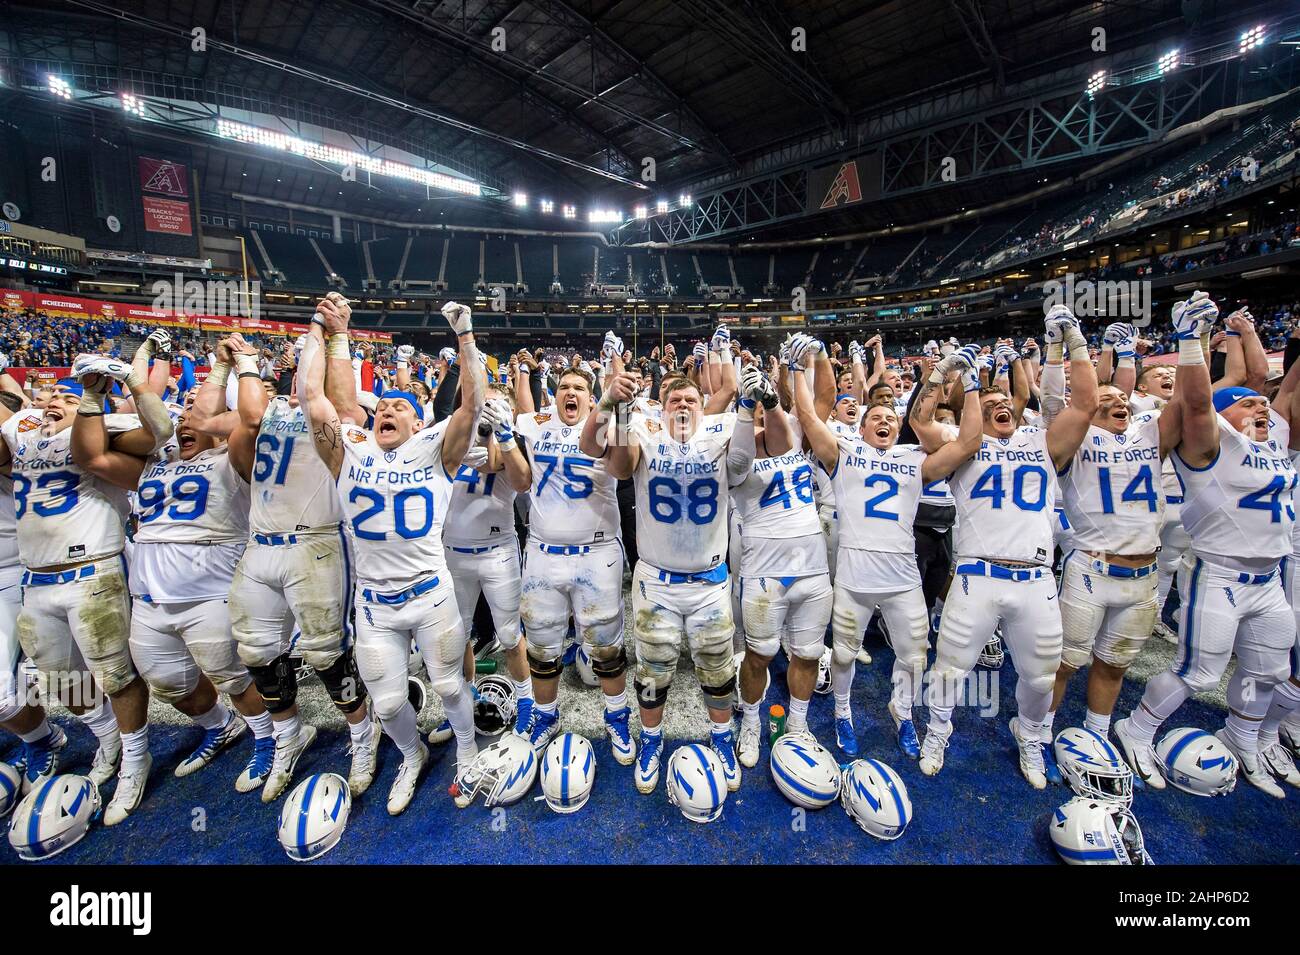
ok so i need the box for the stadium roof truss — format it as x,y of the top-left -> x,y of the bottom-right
612,60 -> 1234,245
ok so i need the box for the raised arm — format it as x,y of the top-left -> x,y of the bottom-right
791,354 -> 841,471
909,347 -> 974,453
187,336 -> 242,438
439,302 -> 486,475
1170,291 -> 1221,467
229,333 -> 270,434
921,372 -> 984,483
297,324 -> 344,479
1045,308 -> 1099,471
704,337 -> 738,415
513,351 -> 536,415
317,294 -> 367,428
580,371 -> 639,479
1230,310 -> 1269,393
69,376 -> 147,490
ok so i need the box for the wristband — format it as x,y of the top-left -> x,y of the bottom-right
327,334 -> 351,361
238,372 -> 262,380
1046,343 -> 1064,364
78,391 -> 105,416
311,316 -> 327,331
234,354 -> 260,377
1178,337 -> 1205,365
928,368 -> 945,385
207,362 -> 230,388
1117,355 -> 1136,369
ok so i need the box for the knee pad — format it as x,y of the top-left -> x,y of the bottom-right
1020,669 -> 1057,697
586,643 -> 627,679
495,625 -> 522,652
247,654 -> 297,714
699,670 -> 737,711
526,648 -> 563,679
1061,640 -> 1094,670
1093,630 -> 1147,669
316,650 -> 368,714
430,674 -> 467,704
745,632 -> 781,659
633,677 -> 670,709
831,642 -> 858,669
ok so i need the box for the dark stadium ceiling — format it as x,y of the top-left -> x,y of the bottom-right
3,0 -> 1290,238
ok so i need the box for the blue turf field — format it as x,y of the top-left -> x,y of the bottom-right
6,644 -> 1299,865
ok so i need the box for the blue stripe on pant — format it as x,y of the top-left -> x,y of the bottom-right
1174,558 -> 1203,680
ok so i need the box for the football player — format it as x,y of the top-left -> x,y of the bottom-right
214,319 -> 374,803
511,360 -> 634,763
911,306 -> 1097,788
300,297 -> 483,814
804,346 -> 982,757
13,334 -> 175,823
1115,292 -> 1300,798
585,353 -> 756,794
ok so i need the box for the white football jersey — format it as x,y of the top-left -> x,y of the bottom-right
131,447 -> 249,602
1174,415 -> 1297,567
0,472 -> 16,570
950,427 -> 1056,565
831,442 -> 928,553
3,411 -> 134,568
444,456 -> 517,548
513,411 -> 619,547
336,422 -> 456,589
919,421 -> 958,509
1059,415 -> 1164,555
630,412 -> 735,575
1128,392 -> 1162,414
731,449 -> 825,578
631,396 -> 662,420
250,398 -> 343,535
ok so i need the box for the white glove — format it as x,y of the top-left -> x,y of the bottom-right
977,353 -> 996,373
787,333 -> 814,370
462,445 -> 489,469
396,344 -> 415,366
138,328 -> 172,361
924,340 -> 940,357
483,397 -> 516,450
1043,304 -> 1079,344
1102,323 -> 1129,347
994,344 -> 1019,367
601,331 -> 624,359
438,347 -> 457,365
693,341 -> 708,364
960,363 -> 981,393
710,325 -> 731,354
848,341 -> 864,364
441,301 -> 473,335
1174,291 -> 1218,340
778,335 -> 793,368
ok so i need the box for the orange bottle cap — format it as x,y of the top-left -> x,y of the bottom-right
769,704 -> 786,716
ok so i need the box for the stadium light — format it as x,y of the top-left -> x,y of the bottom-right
656,199 -> 669,215
1157,50 -> 1180,74
1085,70 -> 1106,98
120,92 -> 145,116
587,208 -> 622,224
512,192 -> 527,208
1240,25 -> 1266,52
215,118 -> 481,197
679,193 -> 693,207
562,204 -> 576,219
540,199 -> 554,214
634,205 -> 647,220
47,75 -> 72,100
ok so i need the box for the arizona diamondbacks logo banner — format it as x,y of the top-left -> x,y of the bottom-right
806,152 -> 881,213
139,157 -> 189,198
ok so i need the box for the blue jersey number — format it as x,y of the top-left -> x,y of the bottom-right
970,464 -> 1048,511
137,475 -> 210,523
253,435 -> 295,485
1097,464 -> 1158,514
758,465 -> 814,510
349,486 -> 435,540
533,454 -> 595,499
863,475 -> 901,521
1239,474 -> 1298,524
648,476 -> 718,525
13,470 -> 80,519
454,466 -> 496,496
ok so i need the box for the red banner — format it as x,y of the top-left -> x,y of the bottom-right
0,287 -> 391,342
138,157 -> 189,198
142,196 -> 193,236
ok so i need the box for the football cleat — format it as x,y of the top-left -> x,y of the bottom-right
104,754 -> 152,827
835,717 -> 859,758
88,732 -> 121,787
387,742 -> 429,816
1009,718 -> 1047,789
1260,740 -> 1300,788
1150,621 -> 1178,645
1113,718 -> 1165,791
514,696 -> 534,735
709,727 -> 742,792
520,707 -> 561,753
1280,720 -> 1300,756
262,724 -> 317,804
889,700 -> 920,759
428,718 -> 454,745
737,720 -> 761,769
235,735 -> 276,793
635,731 -> 662,794
347,714 -> 379,797
1213,729 -> 1284,799
919,722 -> 951,776
855,647 -> 872,665
175,714 -> 247,778
1041,741 -> 1063,786
20,725 -> 68,794
814,647 -> 833,695
603,706 -> 636,766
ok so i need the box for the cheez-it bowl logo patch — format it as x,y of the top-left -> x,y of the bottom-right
347,430 -> 368,443
534,413 -> 551,424
647,420 -> 662,433
17,418 -> 39,433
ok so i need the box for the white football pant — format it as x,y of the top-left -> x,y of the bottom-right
740,573 -> 832,660
447,543 -> 522,651
130,596 -> 252,705
1058,552 -> 1156,669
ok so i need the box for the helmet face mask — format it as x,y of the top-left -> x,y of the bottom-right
978,634 -> 1004,668
1050,796 -> 1152,865
473,675 -> 517,737
1053,727 -> 1134,808
453,736 -> 537,807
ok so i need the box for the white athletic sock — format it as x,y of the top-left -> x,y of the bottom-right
380,704 -> 421,760
514,677 -> 534,701
603,690 -> 627,713
120,727 -> 149,772
833,690 -> 852,720
641,724 -> 662,740
1083,709 -> 1111,738
1016,715 -> 1045,742
272,714 -> 303,745
1224,670 -> 1272,755
709,719 -> 732,737
741,700 -> 761,728
1127,671 -> 1189,744
78,701 -> 119,742
535,697 -> 558,716
349,713 -> 374,744
831,657 -> 855,701
1258,680 -> 1300,749
786,696 -> 810,732
1044,710 -> 1057,739
19,719 -> 52,744
193,703 -> 230,731
244,710 -> 273,739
